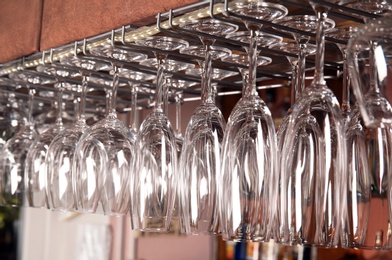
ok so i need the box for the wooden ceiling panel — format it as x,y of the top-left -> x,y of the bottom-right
40,0 -> 198,50
0,0 -> 43,63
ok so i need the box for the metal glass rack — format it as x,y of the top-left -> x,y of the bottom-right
0,0 -> 385,113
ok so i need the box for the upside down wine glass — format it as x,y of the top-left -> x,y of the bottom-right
3,71 -> 56,207
138,44 -> 194,230
46,78 -> 88,211
220,0 -> 287,242
46,56 -> 109,211
24,65 -> 81,209
280,0 -> 348,247
132,36 -> 188,232
164,78 -> 197,229
0,78 -> 27,152
178,18 -> 238,235
72,45 -> 146,215
25,80 -> 67,208
0,83 -> 38,207
273,15 -> 335,245
327,26 -> 358,122
347,18 -> 392,249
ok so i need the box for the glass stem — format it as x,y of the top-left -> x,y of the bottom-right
78,74 -> 88,122
154,54 -> 166,113
313,11 -> 327,86
27,85 -> 35,126
297,42 -> 307,96
175,91 -> 183,136
105,87 -> 111,117
341,49 -> 351,117
55,82 -> 64,127
74,97 -> 80,123
240,68 -> 249,97
108,64 -> 120,117
246,29 -> 259,98
369,41 -> 379,94
163,75 -> 171,116
290,61 -> 298,106
201,43 -> 214,104
130,83 -> 139,133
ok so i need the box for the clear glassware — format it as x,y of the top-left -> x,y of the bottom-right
91,44 -> 147,63
327,26 -> 358,122
137,42 -> 194,228
163,78 -> 197,230
177,18 -> 238,235
346,18 -> 392,249
118,68 -> 155,136
180,45 -> 232,60
274,15 -> 335,107
72,45 -> 144,215
86,105 -> 106,126
45,81 -> 89,211
0,84 -> 38,207
0,79 -> 27,152
140,57 -> 194,117
279,0 -> 347,247
24,81 -> 67,208
33,95 -> 74,134
132,36 -> 188,232
34,64 -> 77,133
185,68 -> 238,80
272,41 -> 317,105
220,1 -> 287,242
347,16 -> 392,127
165,78 -> 198,154
271,15 -> 334,246
342,0 -> 392,21
140,58 -> 195,72
343,104 -> 392,249
46,56 -> 108,211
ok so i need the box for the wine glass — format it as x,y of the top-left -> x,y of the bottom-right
0,79 -> 27,152
0,83 -> 38,207
137,46 -> 194,228
24,81 -> 67,208
347,17 -> 392,127
272,44 -> 317,241
72,45 -> 146,215
46,55 -> 109,212
342,0 -> 392,22
3,71 -> 56,207
327,26 -> 359,122
343,105 -> 391,249
132,36 -> 188,232
271,15 -> 333,246
279,0 -> 348,247
176,18 -> 239,235
346,18 -> 392,249
218,0 -> 287,242
163,78 -> 198,230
